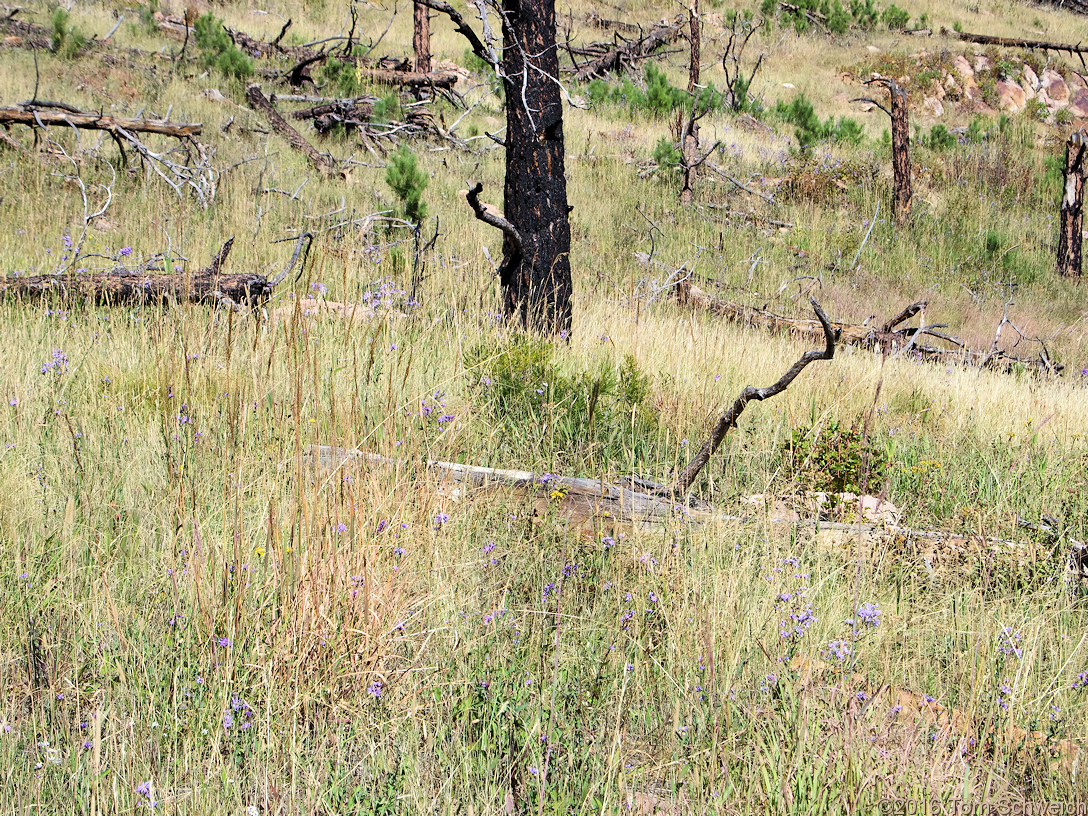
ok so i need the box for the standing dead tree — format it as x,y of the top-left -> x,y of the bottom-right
1058,130 -> 1086,279
420,0 -> 574,334
678,0 -> 701,204
666,297 -> 837,497
413,1 -> 431,73
853,77 -> 912,222
721,15 -> 764,112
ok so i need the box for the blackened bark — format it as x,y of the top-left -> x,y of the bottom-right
413,1 -> 432,73
855,78 -> 912,221
1058,131 -> 1086,279
498,0 -> 573,334
679,0 -> 700,204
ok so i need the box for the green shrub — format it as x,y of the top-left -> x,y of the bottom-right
652,137 -> 682,174
466,339 -> 662,472
923,124 -> 957,150
773,93 -> 863,148
783,419 -> 888,494
372,92 -> 403,123
585,64 -> 724,118
317,57 -> 362,97
51,8 -> 87,59
850,0 -> 879,28
881,4 -> 910,29
385,146 -> 428,225
193,13 -> 253,79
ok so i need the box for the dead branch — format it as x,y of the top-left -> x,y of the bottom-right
574,16 -> 685,81
584,11 -> 641,35
244,84 -> 337,176
0,238 -> 277,308
669,297 -> 836,497
465,181 -> 523,255
677,283 -> 1062,374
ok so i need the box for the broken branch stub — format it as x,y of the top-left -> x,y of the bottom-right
668,297 -> 836,497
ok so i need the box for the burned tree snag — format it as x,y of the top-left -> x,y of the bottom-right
678,0 -> 700,204
667,298 -> 836,497
1058,131 -> 1086,279
422,0 -> 573,334
413,1 -> 432,73
854,78 -> 912,221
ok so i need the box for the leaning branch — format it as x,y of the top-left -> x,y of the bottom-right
415,0 -> 496,69
668,297 -> 836,497
944,27 -> 1088,60
244,84 -> 337,176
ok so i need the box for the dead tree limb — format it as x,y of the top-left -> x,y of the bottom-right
1058,130 -> 1086,279
0,238 -> 278,308
574,17 -> 685,81
678,0 -> 701,204
854,78 -> 911,221
465,181 -> 523,256
0,105 -> 201,137
244,84 -> 337,176
668,297 -> 836,497
677,283 -> 1061,374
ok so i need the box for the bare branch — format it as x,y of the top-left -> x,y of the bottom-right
465,181 -> 522,254
668,297 -> 836,497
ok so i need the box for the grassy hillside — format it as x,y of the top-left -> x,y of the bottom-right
1,0 -> 1088,812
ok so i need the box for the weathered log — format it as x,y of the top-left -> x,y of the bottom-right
584,11 -> 642,34
573,16 -> 685,81
244,84 -> 337,175
0,239 -> 275,307
0,105 -> 201,138
289,99 -> 374,134
353,67 -> 456,89
946,26 -> 1088,59
677,282 -> 1061,374
1058,131 -> 1086,279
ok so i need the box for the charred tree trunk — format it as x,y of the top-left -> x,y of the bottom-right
421,0 -> 573,334
413,1 -> 432,73
679,0 -> 701,204
854,78 -> 912,221
498,0 -> 573,334
1058,131 -> 1086,279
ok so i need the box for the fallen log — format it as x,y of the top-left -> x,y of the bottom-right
574,16 -> 685,81
583,11 -> 642,34
0,238 -> 276,308
244,84 -> 337,175
0,104 -> 201,138
290,99 -> 374,134
676,282 -> 1061,375
944,26 -> 1088,61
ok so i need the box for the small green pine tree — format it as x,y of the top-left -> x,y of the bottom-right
385,146 -> 428,225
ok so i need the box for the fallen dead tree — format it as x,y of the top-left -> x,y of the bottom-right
676,282 -> 1061,375
244,84 -> 338,175
573,16 -> 685,81
944,26 -> 1088,67
0,234 -> 309,309
0,104 -> 201,139
0,101 -> 214,205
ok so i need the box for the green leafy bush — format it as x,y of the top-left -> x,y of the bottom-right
783,419 -> 888,494
194,13 -> 253,79
652,137 -> 682,174
372,92 -> 403,124
922,124 -> 957,150
385,145 -> 428,225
